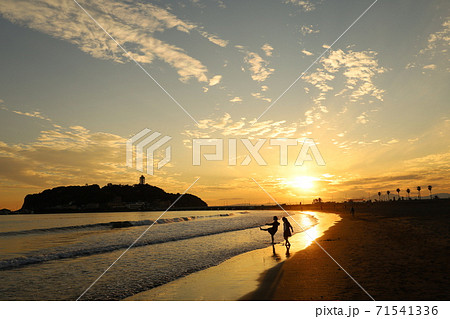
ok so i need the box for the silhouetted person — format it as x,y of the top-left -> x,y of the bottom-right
282,217 -> 294,248
260,216 -> 280,244
350,206 -> 355,217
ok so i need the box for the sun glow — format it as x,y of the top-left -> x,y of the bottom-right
290,176 -> 316,190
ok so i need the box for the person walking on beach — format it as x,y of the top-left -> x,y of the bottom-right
260,216 -> 280,244
350,206 -> 355,217
282,217 -> 294,248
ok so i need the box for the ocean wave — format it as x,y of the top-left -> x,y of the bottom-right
0,213 -> 236,237
0,217 -> 283,271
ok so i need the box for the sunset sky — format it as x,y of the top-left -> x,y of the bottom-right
0,0 -> 449,209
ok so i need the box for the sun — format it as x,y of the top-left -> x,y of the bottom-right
291,176 -> 315,190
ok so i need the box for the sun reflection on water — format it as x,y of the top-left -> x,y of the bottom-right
290,211 -> 326,249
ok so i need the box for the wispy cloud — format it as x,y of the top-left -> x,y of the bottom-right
229,96 -> 243,103
284,0 -> 316,12
0,123 -> 189,198
300,49 -> 386,127
356,112 -> 369,124
326,148 -> 450,197
419,18 -> 450,56
251,92 -> 271,103
12,110 -> 51,121
0,0 -> 230,83
1,103 -> 52,121
299,25 -> 320,35
198,30 -> 229,47
0,125 -> 125,187
183,113 -> 298,138
423,64 -> 437,70
261,43 -> 274,56
301,49 -> 314,56
407,18 -> 449,71
304,49 -> 387,101
243,51 -> 275,82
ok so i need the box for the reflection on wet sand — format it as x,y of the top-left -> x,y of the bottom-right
271,244 -> 281,262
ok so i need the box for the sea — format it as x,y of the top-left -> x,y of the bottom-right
0,210 -> 317,300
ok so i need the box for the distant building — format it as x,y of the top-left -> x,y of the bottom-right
139,175 -> 145,185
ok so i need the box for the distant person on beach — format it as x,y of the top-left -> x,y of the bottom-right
282,217 -> 294,248
351,207 -> 355,217
260,216 -> 280,244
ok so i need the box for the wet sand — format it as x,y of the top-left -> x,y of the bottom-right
125,212 -> 340,301
247,206 -> 450,300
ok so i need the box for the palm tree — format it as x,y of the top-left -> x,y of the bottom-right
387,190 -> 391,201
406,188 -> 411,199
428,185 -> 432,199
417,186 -> 421,200
396,188 -> 401,200
378,191 -> 381,201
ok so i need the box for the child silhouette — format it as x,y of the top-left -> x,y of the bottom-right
260,216 -> 280,244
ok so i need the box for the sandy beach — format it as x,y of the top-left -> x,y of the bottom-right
246,202 -> 450,301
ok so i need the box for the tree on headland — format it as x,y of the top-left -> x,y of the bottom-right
428,185 -> 432,199
396,188 -> 401,200
378,191 -> 381,201
387,190 -> 391,201
417,186 -> 421,200
406,188 -> 411,200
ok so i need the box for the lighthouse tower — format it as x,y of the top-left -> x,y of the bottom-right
139,175 -> 145,185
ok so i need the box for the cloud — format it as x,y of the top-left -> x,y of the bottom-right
300,25 -> 319,35
0,123 -> 192,207
216,0 -> 226,9
209,75 -> 222,86
198,30 -> 229,47
243,51 -> 275,82
329,149 -> 450,195
304,49 -> 387,102
261,43 -> 274,56
301,49 -> 314,56
229,96 -> 242,103
183,113 -> 298,138
261,85 -> 269,92
0,125 -> 125,188
12,110 -> 51,121
423,64 -> 437,70
235,45 -> 274,82
251,92 -> 271,103
284,0 -> 316,12
303,69 -> 335,92
0,0 -> 226,83
1,104 -> 52,121
387,139 -> 399,144
419,18 -> 450,56
356,112 -> 369,124
407,18 -> 449,70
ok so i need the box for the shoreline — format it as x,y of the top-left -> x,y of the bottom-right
246,204 -> 450,300
125,211 -> 340,301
